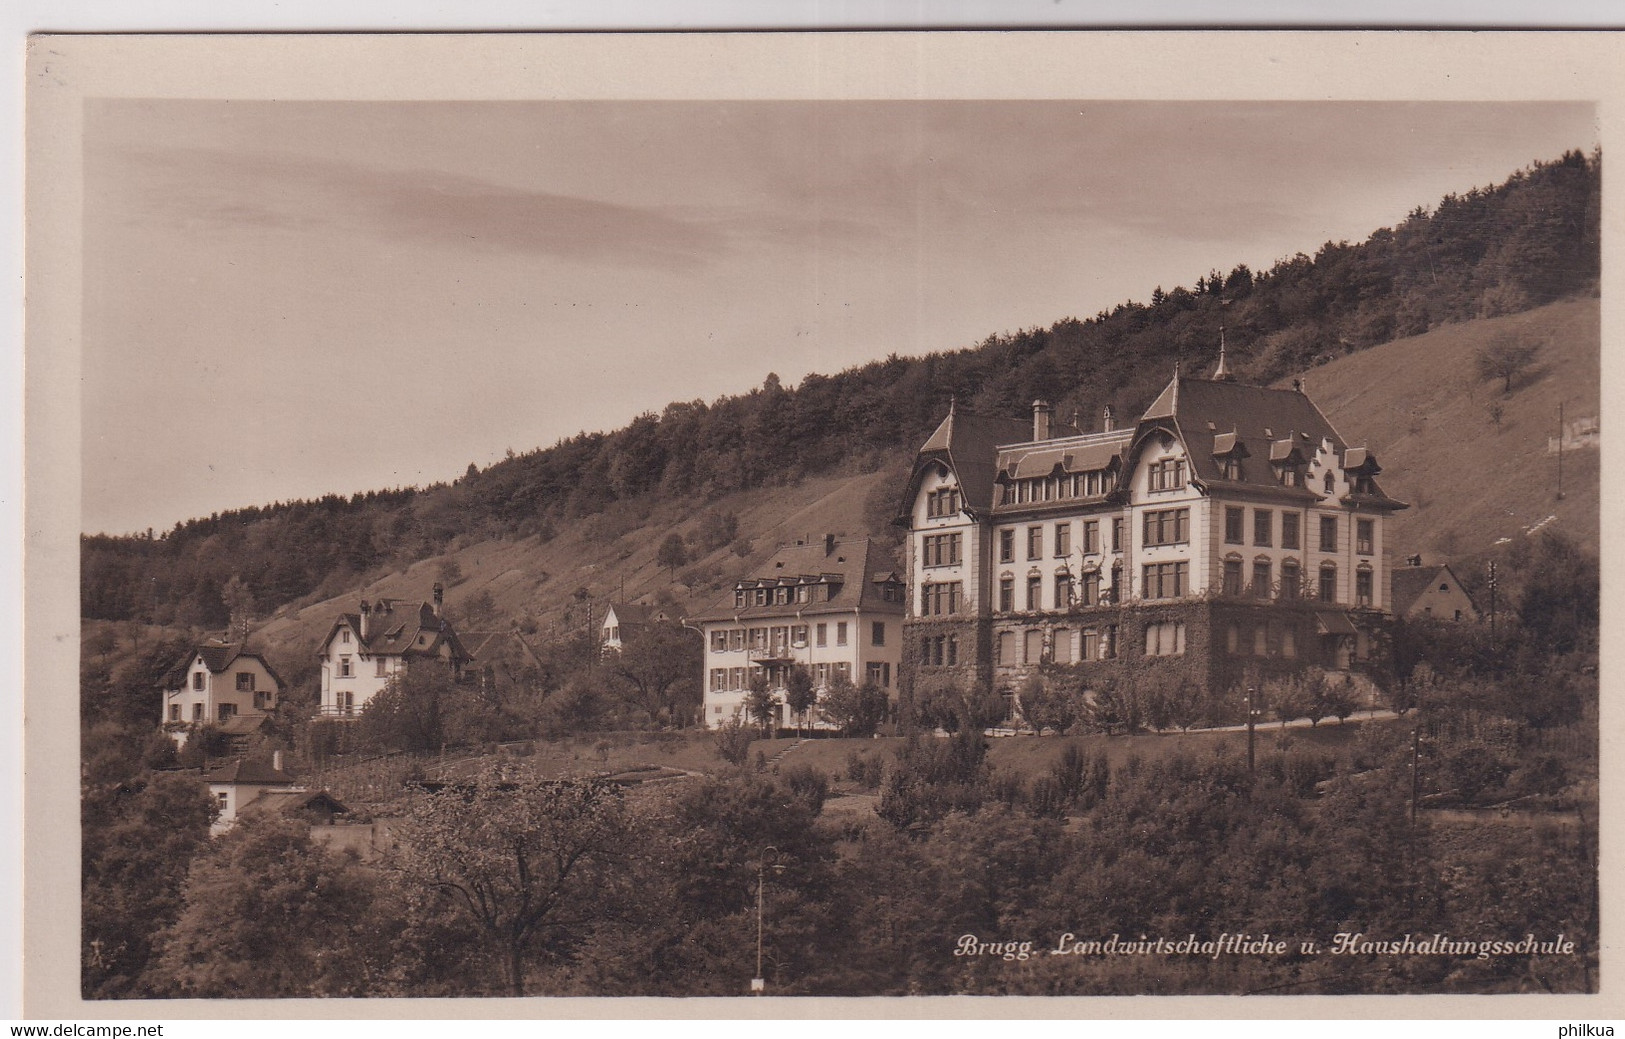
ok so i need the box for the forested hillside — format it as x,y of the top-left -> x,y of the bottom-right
81,150 -> 1599,630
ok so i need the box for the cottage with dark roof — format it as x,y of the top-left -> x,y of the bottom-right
203,753 -> 304,834
689,536 -> 905,728
1391,560 -> 1480,622
600,601 -> 668,654
158,641 -> 284,745
316,584 -> 473,717
897,351 -> 1407,710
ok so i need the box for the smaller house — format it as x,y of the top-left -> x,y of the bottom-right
158,642 -> 284,746
237,789 -> 350,827
204,754 -> 303,834
600,602 -> 668,654
315,584 -> 474,717
1391,559 -> 1480,622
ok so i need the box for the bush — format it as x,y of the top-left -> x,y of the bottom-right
844,750 -> 884,791
780,764 -> 830,817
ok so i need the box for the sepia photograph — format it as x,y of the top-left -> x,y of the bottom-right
22,31 -> 1619,1016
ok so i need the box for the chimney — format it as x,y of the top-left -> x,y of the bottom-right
1292,377 -> 1303,393
1407,554 -> 1423,567
1102,403 -> 1115,433
432,583 -> 444,617
272,749 -> 284,773
1032,400 -> 1052,441
359,600 -> 371,641
824,533 -> 836,556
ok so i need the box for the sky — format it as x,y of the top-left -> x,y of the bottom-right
80,99 -> 1597,536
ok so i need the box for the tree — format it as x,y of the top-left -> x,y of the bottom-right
220,575 -> 257,640
783,665 -> 816,735
82,772 -> 218,997
1017,673 -> 1074,734
712,714 -> 754,765
393,767 -> 633,997
147,814 -> 383,997
743,671 -> 777,735
657,533 -> 689,577
820,676 -> 888,737
1474,333 -> 1540,395
360,663 -> 454,753
605,622 -> 703,727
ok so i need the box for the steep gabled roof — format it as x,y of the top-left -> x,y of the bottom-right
603,602 -> 657,628
690,537 -> 903,623
1391,564 -> 1479,616
157,643 -> 285,691
901,408 -> 1031,519
237,789 -> 348,820
1140,374 -> 1401,506
317,600 -> 473,664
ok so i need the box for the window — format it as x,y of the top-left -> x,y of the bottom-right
217,791 -> 230,810
1253,626 -> 1268,657
1055,571 -> 1073,608
996,631 -> 1015,665
816,623 -> 827,647
867,662 -> 886,686
711,631 -> 727,652
792,625 -> 808,645
1145,621 -> 1185,656
1027,575 -> 1043,611
1143,508 -> 1190,546
235,672 -> 255,692
1142,561 -> 1189,600
1356,567 -> 1374,607
730,667 -> 745,690
1082,520 -> 1100,554
945,639 -> 957,667
376,657 -> 388,677
1253,509 -> 1273,547
774,587 -> 789,606
1282,512 -> 1301,551
1323,471 -> 1336,495
1104,625 -> 1119,659
748,628 -> 767,651
730,629 -> 746,651
1280,560 -> 1301,600
1225,507 -> 1245,545
871,621 -> 886,647
1052,629 -> 1073,663
927,487 -> 961,517
734,589 -> 746,609
796,584 -> 811,604
1282,627 -> 1298,658
1319,565 -> 1337,603
1226,624 -> 1240,654
1319,516 -> 1338,553
339,655 -> 353,678
1080,570 -> 1101,606
1025,629 -> 1043,664
836,622 -> 848,646
710,669 -> 725,691
193,703 -> 204,722
192,671 -> 205,691
1027,526 -> 1043,560
999,577 -> 1014,612
1221,455 -> 1243,480
1253,559 -> 1272,598
341,629 -> 350,644
169,704 -> 180,722
922,582 -> 961,616
999,529 -> 1015,563
923,532 -> 962,567
1223,559 -> 1243,596
217,703 -> 236,723
1112,518 -> 1124,552
1148,458 -> 1186,491
1357,519 -> 1374,555
1054,523 -> 1071,557
1081,629 -> 1100,661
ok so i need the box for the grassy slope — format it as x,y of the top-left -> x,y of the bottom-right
252,468 -> 901,664
1295,296 -> 1599,561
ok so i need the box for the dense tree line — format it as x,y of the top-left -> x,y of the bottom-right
82,151 -> 1599,628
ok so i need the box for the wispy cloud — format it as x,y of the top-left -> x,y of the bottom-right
104,146 -> 734,270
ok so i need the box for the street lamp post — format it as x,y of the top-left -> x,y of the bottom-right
1245,686 -> 1258,775
752,846 -> 784,995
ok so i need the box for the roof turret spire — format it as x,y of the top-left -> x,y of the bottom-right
1212,325 -> 1234,381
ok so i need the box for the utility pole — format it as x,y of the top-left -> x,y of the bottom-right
1409,726 -> 1420,827
1557,400 -> 1566,501
752,846 -> 781,995
1487,561 -> 1498,640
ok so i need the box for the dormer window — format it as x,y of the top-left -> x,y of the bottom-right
1323,472 -> 1336,495
927,487 -> 962,517
341,629 -> 351,644
1222,456 -> 1244,480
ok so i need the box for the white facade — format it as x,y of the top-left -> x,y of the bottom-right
160,648 -> 281,731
